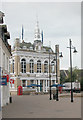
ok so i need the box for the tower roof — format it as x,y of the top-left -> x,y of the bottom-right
0,11 -> 5,24
0,11 -> 5,17
34,20 -> 41,41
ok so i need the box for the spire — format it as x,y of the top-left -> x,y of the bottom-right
41,30 -> 43,44
22,25 -> 24,42
34,20 -> 41,41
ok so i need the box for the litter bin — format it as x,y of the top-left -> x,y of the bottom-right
53,94 -> 56,100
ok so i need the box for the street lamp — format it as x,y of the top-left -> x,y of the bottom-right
49,49 -> 52,100
49,46 -> 63,100
67,39 -> 77,102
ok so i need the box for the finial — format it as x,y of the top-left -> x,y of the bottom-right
22,25 -> 24,42
36,13 -> 38,22
36,13 -> 39,27
41,30 -> 43,44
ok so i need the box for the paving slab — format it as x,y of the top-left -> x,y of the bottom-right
2,94 -> 81,118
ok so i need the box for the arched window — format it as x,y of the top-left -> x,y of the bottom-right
51,61 -> 55,73
29,59 -> 34,73
44,61 -> 48,73
21,59 -> 26,73
37,60 -> 41,73
13,60 -> 14,73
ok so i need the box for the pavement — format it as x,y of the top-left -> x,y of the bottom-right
0,111 -> 2,120
2,93 -> 81,118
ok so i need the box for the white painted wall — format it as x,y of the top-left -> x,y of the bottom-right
0,40 -> 10,107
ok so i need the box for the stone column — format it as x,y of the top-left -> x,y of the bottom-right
18,62 -> 21,75
35,80 -> 37,92
14,78 -> 21,90
42,62 -> 44,73
17,78 -> 21,87
14,79 -> 17,89
55,80 -> 56,84
38,80 -> 40,92
46,80 -> 48,92
34,63 -> 37,73
26,63 -> 29,73
54,62 -> 56,74
43,80 -> 45,92
26,80 -> 27,87
27,80 -> 30,85
48,80 -> 49,87
14,56 -> 20,76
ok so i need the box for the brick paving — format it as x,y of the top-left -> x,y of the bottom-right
2,94 -> 81,118
0,111 -> 2,120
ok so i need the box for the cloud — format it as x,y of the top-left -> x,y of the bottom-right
1,2 -> 81,69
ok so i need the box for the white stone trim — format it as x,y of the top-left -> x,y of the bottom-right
20,57 -> 27,63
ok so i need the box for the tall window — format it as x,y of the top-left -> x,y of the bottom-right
37,60 -> 41,73
44,61 -> 48,73
29,59 -> 34,73
51,61 -> 55,73
21,59 -> 26,73
3,53 -> 5,69
13,60 -> 14,73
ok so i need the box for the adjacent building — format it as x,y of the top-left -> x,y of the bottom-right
10,21 -> 60,94
0,11 -> 11,106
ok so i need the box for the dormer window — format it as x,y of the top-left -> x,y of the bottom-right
29,46 -> 33,50
23,46 -> 27,49
38,45 -> 41,50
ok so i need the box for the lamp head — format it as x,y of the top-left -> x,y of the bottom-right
73,47 -> 77,53
59,52 -> 63,57
53,58 -> 56,61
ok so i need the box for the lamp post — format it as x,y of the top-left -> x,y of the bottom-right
67,39 -> 77,102
49,45 -> 63,100
49,49 -> 52,100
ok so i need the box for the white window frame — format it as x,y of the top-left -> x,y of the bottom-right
51,61 -> 55,73
21,59 -> 26,73
29,59 -> 34,73
44,61 -> 48,73
37,60 -> 41,73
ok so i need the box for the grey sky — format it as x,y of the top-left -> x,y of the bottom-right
1,2 -> 81,69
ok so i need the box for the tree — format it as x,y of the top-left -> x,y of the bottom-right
60,73 -> 65,84
60,67 -> 80,83
66,66 -> 80,82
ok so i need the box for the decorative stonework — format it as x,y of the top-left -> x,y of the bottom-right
10,21 -> 60,94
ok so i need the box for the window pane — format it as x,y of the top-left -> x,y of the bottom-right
21,59 -> 26,73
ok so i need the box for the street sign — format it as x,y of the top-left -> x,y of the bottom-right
0,78 -> 7,86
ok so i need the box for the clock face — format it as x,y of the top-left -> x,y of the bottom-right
37,35 -> 40,38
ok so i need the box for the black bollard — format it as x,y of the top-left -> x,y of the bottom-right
10,93 -> 12,103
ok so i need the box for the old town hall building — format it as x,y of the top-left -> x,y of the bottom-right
10,21 -> 60,94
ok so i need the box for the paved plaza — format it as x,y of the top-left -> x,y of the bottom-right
0,111 -> 2,120
2,94 -> 81,118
